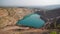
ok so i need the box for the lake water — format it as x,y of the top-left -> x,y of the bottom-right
17,14 -> 45,28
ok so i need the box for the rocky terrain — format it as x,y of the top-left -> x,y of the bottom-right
0,8 -> 36,34
0,8 -> 48,34
0,7 -> 59,34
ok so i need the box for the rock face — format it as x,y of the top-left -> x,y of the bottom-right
35,8 -> 60,29
35,8 -> 60,20
0,8 -> 33,28
0,8 -> 8,17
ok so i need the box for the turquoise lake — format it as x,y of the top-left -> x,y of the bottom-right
17,14 -> 45,28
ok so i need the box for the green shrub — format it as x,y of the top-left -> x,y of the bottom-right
50,31 -> 57,34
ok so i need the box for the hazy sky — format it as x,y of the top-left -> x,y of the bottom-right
0,0 -> 60,6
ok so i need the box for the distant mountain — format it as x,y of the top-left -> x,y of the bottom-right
43,5 -> 60,10
26,5 -> 60,10
0,4 -> 60,10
